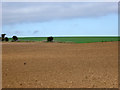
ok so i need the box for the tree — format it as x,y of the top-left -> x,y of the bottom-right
5,37 -> 9,42
12,36 -> 18,41
1,34 -> 6,41
47,36 -> 53,42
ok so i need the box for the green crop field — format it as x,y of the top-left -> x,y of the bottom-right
8,36 -> 119,43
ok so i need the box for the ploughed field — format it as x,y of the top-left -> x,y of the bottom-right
2,41 -> 118,88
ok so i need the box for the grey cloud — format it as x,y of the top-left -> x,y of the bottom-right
2,2 -> 117,25
33,30 -> 39,34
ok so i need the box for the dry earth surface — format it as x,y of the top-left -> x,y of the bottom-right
2,41 -> 118,88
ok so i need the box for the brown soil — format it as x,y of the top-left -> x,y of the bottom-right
2,41 -> 118,88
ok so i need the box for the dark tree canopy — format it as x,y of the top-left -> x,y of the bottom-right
47,36 -> 53,42
12,36 -> 18,41
5,37 -> 9,42
1,34 -> 6,41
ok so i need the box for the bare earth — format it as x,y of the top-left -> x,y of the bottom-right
2,41 -> 118,88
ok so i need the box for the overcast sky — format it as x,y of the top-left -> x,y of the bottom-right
2,2 -> 118,37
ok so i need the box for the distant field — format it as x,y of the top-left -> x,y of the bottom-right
8,37 -> 119,43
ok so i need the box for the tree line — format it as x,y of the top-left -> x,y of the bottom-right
1,34 -> 54,42
1,34 -> 18,42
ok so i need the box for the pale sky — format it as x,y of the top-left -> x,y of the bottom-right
2,2 -> 118,37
